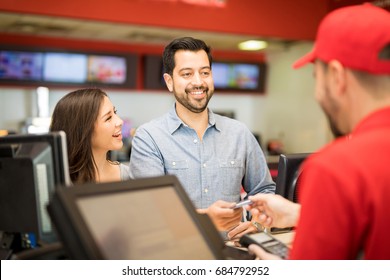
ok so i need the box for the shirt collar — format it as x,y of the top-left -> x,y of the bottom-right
167,104 -> 182,134
352,106 -> 390,136
167,103 -> 220,135
208,108 -> 220,131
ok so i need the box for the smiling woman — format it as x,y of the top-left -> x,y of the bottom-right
50,88 -> 131,184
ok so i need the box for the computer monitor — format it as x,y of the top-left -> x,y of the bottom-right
47,175 -> 232,260
275,153 -> 311,203
269,153 -> 310,234
0,131 -> 71,255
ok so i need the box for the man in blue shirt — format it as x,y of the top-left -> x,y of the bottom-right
130,37 -> 275,239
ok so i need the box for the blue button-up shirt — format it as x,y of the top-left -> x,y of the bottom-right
130,104 -> 275,209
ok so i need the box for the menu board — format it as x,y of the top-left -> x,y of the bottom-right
212,62 -> 262,91
88,55 -> 126,84
0,51 -> 43,81
43,53 -> 88,83
0,48 -> 136,88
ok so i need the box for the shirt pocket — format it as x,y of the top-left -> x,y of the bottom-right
219,159 -> 244,198
164,159 -> 189,185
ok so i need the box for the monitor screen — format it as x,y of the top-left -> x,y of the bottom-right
48,175 -> 225,259
0,48 -> 137,88
42,51 -> 137,88
43,52 -> 88,83
0,50 -> 43,81
0,131 -> 71,248
77,186 -> 214,259
212,62 -> 267,92
87,55 -> 127,84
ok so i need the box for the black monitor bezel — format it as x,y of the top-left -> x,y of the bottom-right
275,153 -> 310,202
0,131 -> 71,186
47,175 -> 226,260
0,131 -> 71,245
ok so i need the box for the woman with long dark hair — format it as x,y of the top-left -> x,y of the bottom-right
50,88 -> 130,184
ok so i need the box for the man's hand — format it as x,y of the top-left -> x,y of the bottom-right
197,200 -> 242,231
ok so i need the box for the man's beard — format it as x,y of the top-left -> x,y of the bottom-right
320,84 -> 345,139
174,85 -> 213,113
325,112 -> 345,138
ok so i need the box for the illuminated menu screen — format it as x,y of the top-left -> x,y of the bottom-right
0,51 -> 43,80
0,49 -> 135,88
43,53 -> 88,83
212,62 -> 261,90
88,55 -> 126,84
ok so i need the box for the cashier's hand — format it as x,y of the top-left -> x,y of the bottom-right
246,194 -> 301,229
248,244 -> 282,260
197,200 -> 242,231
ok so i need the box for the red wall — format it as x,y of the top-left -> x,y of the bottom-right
0,0 -> 372,90
0,0 -> 329,41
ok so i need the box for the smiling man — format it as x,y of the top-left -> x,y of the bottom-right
129,37 -> 275,238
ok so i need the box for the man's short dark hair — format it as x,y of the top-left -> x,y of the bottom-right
162,37 -> 212,76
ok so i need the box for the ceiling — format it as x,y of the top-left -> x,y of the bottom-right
0,11 -> 289,52
0,1 -> 388,52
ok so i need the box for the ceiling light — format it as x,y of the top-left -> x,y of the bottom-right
238,40 -> 268,51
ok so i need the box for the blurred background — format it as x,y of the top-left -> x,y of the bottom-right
1,0 -> 388,162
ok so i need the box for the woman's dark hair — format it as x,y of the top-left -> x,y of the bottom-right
162,37 -> 213,76
50,88 -> 107,183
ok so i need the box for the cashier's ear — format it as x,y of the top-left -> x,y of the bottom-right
163,73 -> 173,92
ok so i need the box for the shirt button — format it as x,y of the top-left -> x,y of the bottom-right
230,161 -> 235,165
203,163 -> 207,168
172,161 -> 176,166
193,139 -> 198,144
204,188 -> 208,193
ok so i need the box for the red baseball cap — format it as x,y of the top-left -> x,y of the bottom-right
293,3 -> 390,74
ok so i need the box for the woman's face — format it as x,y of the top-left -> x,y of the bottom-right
91,96 -> 124,153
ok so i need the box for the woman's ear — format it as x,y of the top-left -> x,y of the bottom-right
163,73 -> 173,92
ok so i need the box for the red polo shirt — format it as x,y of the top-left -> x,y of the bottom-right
289,107 -> 390,259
